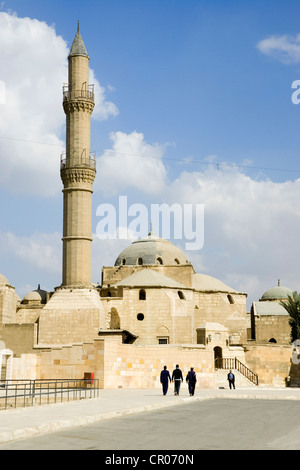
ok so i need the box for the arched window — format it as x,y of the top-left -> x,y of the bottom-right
139,289 -> 146,300
109,308 -> 120,329
174,258 -> 180,264
137,313 -> 144,321
156,257 -> 163,265
227,294 -> 235,304
269,338 -> 277,343
122,259 -> 126,265
137,258 -> 143,265
177,290 -> 185,300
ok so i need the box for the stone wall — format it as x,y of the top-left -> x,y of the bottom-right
37,288 -> 105,344
0,323 -> 36,356
244,344 -> 293,387
0,286 -> 17,324
11,338 -> 215,389
254,315 -> 290,345
102,341 -> 214,389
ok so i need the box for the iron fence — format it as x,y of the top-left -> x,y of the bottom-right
215,357 -> 258,385
0,379 -> 99,410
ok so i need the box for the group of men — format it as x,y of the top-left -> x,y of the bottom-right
160,365 -> 236,396
160,364 -> 197,396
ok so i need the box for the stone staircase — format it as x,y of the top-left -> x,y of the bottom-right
214,369 -> 258,389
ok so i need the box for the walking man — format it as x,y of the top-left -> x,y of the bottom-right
160,366 -> 171,396
186,367 -> 197,396
227,370 -> 235,389
171,364 -> 183,395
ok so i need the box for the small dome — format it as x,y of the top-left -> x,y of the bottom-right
114,230 -> 190,267
22,285 -> 47,304
260,285 -> 293,301
0,274 -> 9,286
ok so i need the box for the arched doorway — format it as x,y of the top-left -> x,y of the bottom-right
214,346 -> 223,368
0,348 -> 13,383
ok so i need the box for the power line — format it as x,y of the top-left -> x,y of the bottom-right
0,134 -> 300,174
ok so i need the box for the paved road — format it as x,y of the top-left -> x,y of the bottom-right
1,398 -> 300,450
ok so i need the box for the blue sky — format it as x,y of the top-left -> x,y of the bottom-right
1,0 -> 300,306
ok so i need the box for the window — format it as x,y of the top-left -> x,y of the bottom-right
137,313 -> 144,321
156,257 -> 163,265
174,258 -> 180,264
139,289 -> 146,300
137,258 -> 143,265
122,259 -> 126,265
158,338 -> 168,344
227,294 -> 235,304
177,290 -> 185,300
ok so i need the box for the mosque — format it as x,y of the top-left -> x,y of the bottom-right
0,26 -> 298,389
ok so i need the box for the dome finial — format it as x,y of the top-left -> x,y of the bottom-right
148,221 -> 156,238
278,279 -> 280,286
77,20 -> 80,32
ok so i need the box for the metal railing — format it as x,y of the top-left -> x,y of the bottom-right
60,151 -> 96,170
215,357 -> 258,386
63,84 -> 94,102
0,379 -> 99,410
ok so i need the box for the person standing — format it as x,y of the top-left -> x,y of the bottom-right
186,367 -> 197,396
171,364 -> 183,395
227,370 -> 235,389
160,366 -> 171,395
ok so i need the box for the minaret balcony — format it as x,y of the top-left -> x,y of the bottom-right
60,151 -> 96,170
63,84 -> 94,103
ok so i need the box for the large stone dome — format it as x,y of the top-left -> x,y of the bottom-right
114,230 -> 190,267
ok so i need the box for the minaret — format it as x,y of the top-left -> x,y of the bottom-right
38,25 -> 105,345
61,23 -> 96,288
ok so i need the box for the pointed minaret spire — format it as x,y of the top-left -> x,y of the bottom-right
69,21 -> 88,57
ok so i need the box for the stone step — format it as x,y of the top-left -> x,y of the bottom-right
214,369 -> 258,389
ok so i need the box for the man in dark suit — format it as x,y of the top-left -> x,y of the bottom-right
160,366 -> 171,395
227,370 -> 235,389
186,367 -> 197,396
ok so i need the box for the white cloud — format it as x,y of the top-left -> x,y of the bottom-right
0,12 -> 118,196
95,131 -> 168,196
0,230 -> 61,273
257,33 -> 300,64
165,165 -> 300,305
